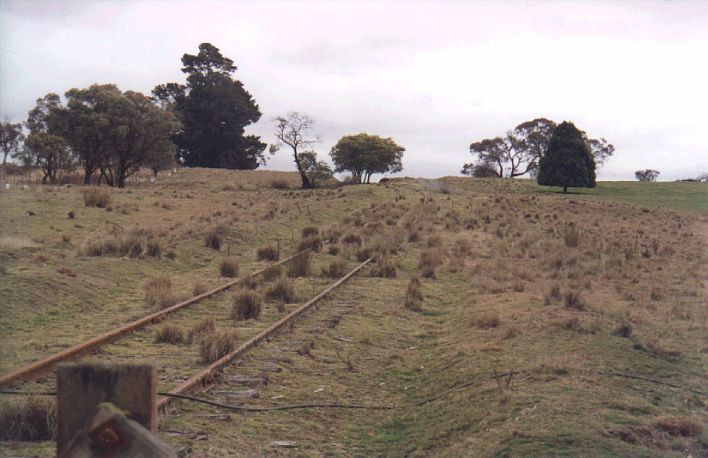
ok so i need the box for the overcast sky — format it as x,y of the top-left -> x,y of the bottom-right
1,0 -> 707,180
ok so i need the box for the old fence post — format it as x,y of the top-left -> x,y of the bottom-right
56,363 -> 158,456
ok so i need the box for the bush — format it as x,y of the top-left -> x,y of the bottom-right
220,258 -> 239,278
189,317 -> 216,342
155,324 -> 184,344
271,179 -> 289,189
83,188 -> 111,208
564,224 -> 580,248
257,245 -> 279,261
0,397 -> 55,441
288,251 -> 310,278
322,259 -> 347,278
262,265 -> 282,282
144,277 -> 177,309
266,278 -> 297,303
297,236 -> 322,252
655,416 -> 703,437
232,292 -> 262,321
204,227 -> 225,250
563,290 -> 585,310
192,282 -> 208,296
405,276 -> 423,311
474,311 -> 500,329
302,226 -> 319,238
372,258 -> 397,278
198,330 -> 236,364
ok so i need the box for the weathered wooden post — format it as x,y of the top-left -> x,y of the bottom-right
56,363 -> 174,457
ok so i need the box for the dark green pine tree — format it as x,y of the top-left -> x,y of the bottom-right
153,43 -> 266,169
536,121 -> 596,193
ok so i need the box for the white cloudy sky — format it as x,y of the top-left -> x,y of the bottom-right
1,0 -> 707,180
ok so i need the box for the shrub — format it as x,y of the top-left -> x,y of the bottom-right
302,226 -> 319,238
155,324 -> 184,344
655,416 -> 703,437
341,232 -> 363,246
192,282 -> 208,296
257,245 -> 279,261
564,224 -> 580,248
262,265 -> 282,282
232,291 -> 262,321
266,278 -> 297,303
270,179 -> 289,189
144,277 -> 177,309
83,188 -> 111,208
426,234 -> 443,247
322,259 -> 347,278
189,317 -> 216,342
405,276 -> 424,311
372,258 -> 397,278
241,275 -> 259,290
297,236 -> 322,252
287,251 -> 310,278
199,330 -> 236,364
204,228 -> 224,250
220,258 -> 239,277
419,248 -> 444,278
474,311 -> 500,329
0,397 -> 55,441
563,290 -> 585,310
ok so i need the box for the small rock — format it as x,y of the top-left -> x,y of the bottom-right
271,440 -> 297,448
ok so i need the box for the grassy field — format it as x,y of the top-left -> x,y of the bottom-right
0,170 -> 706,457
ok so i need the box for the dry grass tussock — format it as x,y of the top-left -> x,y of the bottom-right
144,276 -> 177,309
219,258 -> 239,277
81,227 -> 163,258
256,244 -> 279,261
199,330 -> 236,364
0,397 -> 55,441
232,291 -> 262,321
205,224 -> 228,250
420,248 -> 444,278
189,317 -> 216,343
287,251 -> 311,277
83,187 -> 110,208
297,235 -> 322,252
371,257 -> 397,278
322,259 -> 347,278
266,278 -> 297,303
155,323 -> 184,344
405,276 -> 424,311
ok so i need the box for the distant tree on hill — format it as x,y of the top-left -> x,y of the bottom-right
461,161 -> 498,178
271,112 -> 319,189
463,118 -> 613,178
635,169 -> 660,182
330,133 -> 404,184
153,43 -> 266,169
536,121 -> 596,193
0,120 -> 24,165
299,151 -> 333,188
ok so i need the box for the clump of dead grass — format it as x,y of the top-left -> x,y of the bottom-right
322,259 -> 347,278
420,248 -> 444,278
189,318 -> 216,342
563,290 -> 586,310
371,257 -> 397,278
144,277 -> 177,309
405,276 -> 424,311
266,278 -> 297,303
287,251 -> 310,277
257,245 -> 279,261
0,397 -> 55,441
83,188 -> 111,208
199,330 -> 236,364
204,226 -> 226,250
474,311 -> 501,329
297,236 -> 322,252
219,258 -> 239,277
155,323 -> 184,344
232,291 -> 262,321
655,416 -> 703,437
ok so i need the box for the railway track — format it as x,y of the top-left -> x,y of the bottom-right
1,254 -> 373,423
0,250 -> 310,388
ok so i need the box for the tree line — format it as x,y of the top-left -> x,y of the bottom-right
0,43 -> 406,188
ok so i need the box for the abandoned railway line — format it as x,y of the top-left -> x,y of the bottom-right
0,249 -> 375,420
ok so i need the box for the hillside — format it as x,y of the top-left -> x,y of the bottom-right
0,169 -> 706,457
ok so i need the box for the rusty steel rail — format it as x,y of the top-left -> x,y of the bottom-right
157,258 -> 373,411
0,251 -> 309,387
